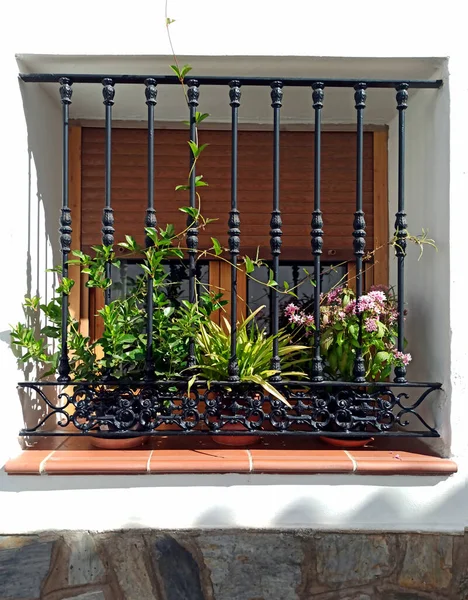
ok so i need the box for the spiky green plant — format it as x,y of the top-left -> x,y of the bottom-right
193,306 -> 308,404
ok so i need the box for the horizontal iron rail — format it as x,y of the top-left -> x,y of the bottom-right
19,74 -> 443,88
18,380 -> 442,388
19,430 -> 440,438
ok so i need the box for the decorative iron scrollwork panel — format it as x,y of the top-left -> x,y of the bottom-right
18,381 -> 440,437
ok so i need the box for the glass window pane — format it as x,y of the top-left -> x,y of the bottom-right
247,262 -> 347,332
110,261 -> 209,303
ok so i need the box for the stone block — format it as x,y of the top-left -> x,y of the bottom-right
398,534 -> 453,591
314,534 -> 394,586
67,532 -> 105,586
99,532 -> 160,600
152,536 -> 205,600
0,537 -> 53,599
198,532 -> 303,600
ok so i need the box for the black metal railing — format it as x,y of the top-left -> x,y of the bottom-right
18,72 -> 443,438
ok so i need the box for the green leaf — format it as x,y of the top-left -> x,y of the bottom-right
179,206 -> 200,220
145,228 -> 158,244
57,277 -> 75,295
188,140 -> 199,158
180,64 -> 192,78
244,256 -> 255,274
24,296 -> 40,310
267,269 -> 278,287
175,184 -> 189,191
40,326 -> 60,338
374,351 -> 391,364
121,235 -> 137,251
187,374 -> 197,396
198,142 -> 209,155
166,17 -> 175,25
170,65 -> 181,78
211,237 -> 223,256
195,112 -> 210,124
195,175 -> 208,187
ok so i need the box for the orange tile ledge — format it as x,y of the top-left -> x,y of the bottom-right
4,438 -> 458,476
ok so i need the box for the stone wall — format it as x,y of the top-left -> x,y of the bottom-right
0,530 -> 467,600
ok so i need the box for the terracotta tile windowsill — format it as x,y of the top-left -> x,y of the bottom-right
4,436 -> 457,476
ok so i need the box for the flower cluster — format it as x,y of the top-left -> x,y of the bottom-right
284,285 -> 411,381
284,303 -> 314,330
393,350 -> 412,366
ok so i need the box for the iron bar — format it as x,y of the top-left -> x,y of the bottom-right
311,82 -> 325,382
228,80 -> 241,382
19,430 -> 441,438
270,81 -> 283,381
101,78 -> 115,305
144,78 -> 158,381
187,79 -> 200,369
394,83 -> 409,383
57,77 -> 73,383
352,83 -> 367,383
20,73 -> 443,89
18,379 -> 442,389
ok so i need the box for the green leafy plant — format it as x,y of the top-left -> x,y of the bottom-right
11,224 -> 226,381
285,285 -> 411,382
193,306 -> 308,404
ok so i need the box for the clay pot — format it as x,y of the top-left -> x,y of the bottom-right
211,422 -> 260,447
89,424 -> 150,450
89,434 -> 150,450
319,436 -> 374,449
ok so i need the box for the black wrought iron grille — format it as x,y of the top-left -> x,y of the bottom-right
18,73 -> 443,439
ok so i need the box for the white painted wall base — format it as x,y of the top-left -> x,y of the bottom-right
0,466 -> 465,534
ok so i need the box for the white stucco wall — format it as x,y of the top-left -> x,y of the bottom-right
1,0 -> 467,534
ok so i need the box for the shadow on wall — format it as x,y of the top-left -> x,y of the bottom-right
5,78 -> 64,435
387,64 -> 451,458
1,468 -> 463,529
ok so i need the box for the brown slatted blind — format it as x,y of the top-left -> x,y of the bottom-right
81,128 -> 373,260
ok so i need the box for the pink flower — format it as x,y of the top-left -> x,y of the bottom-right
345,300 -> 357,314
290,313 -> 303,325
337,311 -> 346,320
368,290 -> 386,303
284,303 -> 299,317
370,284 -> 389,294
393,350 -> 412,366
356,295 -> 376,313
324,287 -> 343,305
364,318 -> 378,332
304,314 -> 315,327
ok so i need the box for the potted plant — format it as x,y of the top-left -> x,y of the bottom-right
193,305 -> 308,446
10,226 -> 224,448
284,285 -> 411,447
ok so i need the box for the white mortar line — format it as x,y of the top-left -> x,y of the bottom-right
246,449 -> 253,473
39,450 -> 57,475
146,450 -> 154,473
344,450 -> 357,473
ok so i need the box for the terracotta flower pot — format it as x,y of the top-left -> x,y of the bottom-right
211,422 -> 260,447
90,434 -> 150,450
319,436 -> 374,449
89,424 -> 150,450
